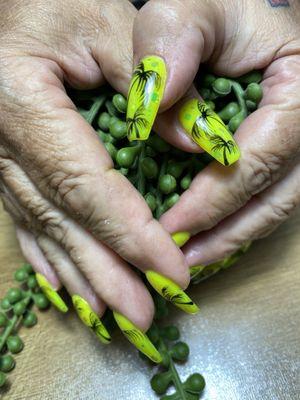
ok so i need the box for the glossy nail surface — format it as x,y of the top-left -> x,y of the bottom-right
127,56 -> 167,141
146,270 -> 199,314
72,295 -> 111,344
113,311 -> 162,363
172,231 -> 190,248
36,273 -> 68,313
179,99 -> 240,166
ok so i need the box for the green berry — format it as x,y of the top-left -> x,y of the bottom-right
218,102 -> 240,122
23,311 -> 38,327
112,94 -> 127,113
1,298 -> 11,310
150,372 -> 172,395
144,193 -> 157,212
159,174 -> 177,194
180,174 -> 192,190
0,371 -> 6,387
246,100 -> 257,111
228,111 -> 246,133
145,146 -> 157,157
147,325 -> 160,344
0,355 -> 15,373
202,73 -> 216,88
109,119 -> 127,139
7,288 -> 23,304
206,100 -> 215,110
97,112 -> 111,131
27,275 -> 38,289
184,373 -> 206,393
163,193 -> 180,211
116,146 -> 140,168
171,342 -> 190,361
147,135 -> 170,153
167,161 -> 187,179
245,82 -> 263,103
141,157 -> 159,179
7,335 -> 24,354
13,301 -> 27,316
237,70 -> 262,84
104,142 -> 117,161
199,88 -> 211,100
161,325 -> 180,341
34,293 -> 50,310
212,78 -> 231,95
23,263 -> 33,274
14,268 -> 29,282
0,312 -> 7,327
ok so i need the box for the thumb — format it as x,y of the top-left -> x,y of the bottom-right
127,0 -> 222,141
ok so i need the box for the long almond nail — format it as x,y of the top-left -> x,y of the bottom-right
145,270 -> 199,314
127,56 -> 167,141
113,311 -> 162,363
36,273 -> 68,313
72,295 -> 111,345
172,231 -> 190,248
179,99 -> 240,166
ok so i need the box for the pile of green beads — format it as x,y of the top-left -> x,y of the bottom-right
0,264 -> 49,387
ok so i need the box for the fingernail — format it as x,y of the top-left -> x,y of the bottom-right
127,56 -> 167,141
189,265 -> 205,279
145,270 -> 199,314
36,273 -> 68,313
113,311 -> 162,363
179,99 -> 240,166
72,295 -> 111,345
172,231 -> 190,248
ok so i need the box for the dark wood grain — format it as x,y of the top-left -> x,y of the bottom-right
0,204 -> 299,400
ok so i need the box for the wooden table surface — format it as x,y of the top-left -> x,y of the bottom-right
0,204 -> 299,400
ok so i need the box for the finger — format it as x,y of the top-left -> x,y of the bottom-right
127,0 -> 222,141
183,162 -> 300,266
15,226 -> 60,288
35,233 -> 111,344
0,54 -> 191,293
160,56 -> 300,235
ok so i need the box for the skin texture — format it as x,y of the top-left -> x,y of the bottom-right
0,0 -> 189,331
131,0 -> 300,266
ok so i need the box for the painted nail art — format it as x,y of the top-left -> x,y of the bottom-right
189,265 -> 205,279
126,56 -> 167,141
179,99 -> 240,166
145,271 -> 199,314
172,231 -> 191,248
72,295 -> 111,345
113,311 -> 162,363
36,273 -> 68,313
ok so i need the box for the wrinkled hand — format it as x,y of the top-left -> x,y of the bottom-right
133,0 -> 300,266
0,0 -> 192,361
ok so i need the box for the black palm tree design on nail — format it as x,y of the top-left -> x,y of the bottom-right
161,287 -> 194,306
129,62 -> 161,100
123,329 -> 145,346
210,135 -> 237,166
89,312 -> 111,342
127,105 -> 148,139
191,102 -> 227,142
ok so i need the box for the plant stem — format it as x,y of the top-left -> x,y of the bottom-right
229,80 -> 247,117
79,94 -> 106,124
155,154 -> 168,219
0,295 -> 32,352
158,338 -> 188,400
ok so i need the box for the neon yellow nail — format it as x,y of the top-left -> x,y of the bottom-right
127,56 -> 167,141
172,232 -> 190,248
146,271 -> 199,314
72,295 -> 111,345
179,99 -> 240,166
36,273 -> 68,313
113,311 -> 162,363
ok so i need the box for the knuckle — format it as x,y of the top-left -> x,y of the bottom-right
243,151 -> 284,196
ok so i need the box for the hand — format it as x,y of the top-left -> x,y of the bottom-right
0,0 -> 195,363
130,0 -> 300,266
